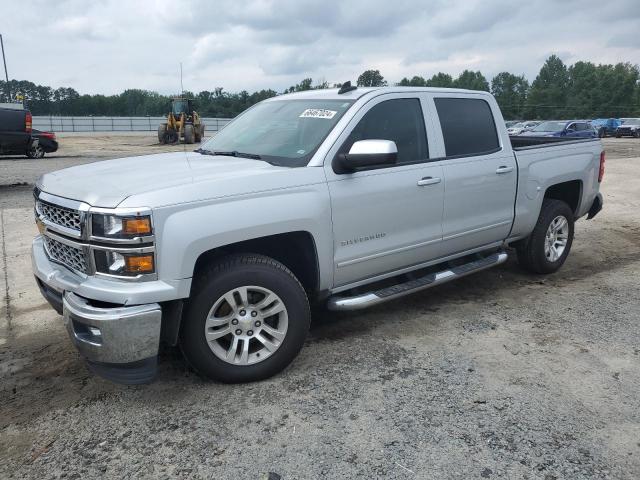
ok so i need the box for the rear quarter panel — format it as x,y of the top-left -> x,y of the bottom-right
510,139 -> 602,240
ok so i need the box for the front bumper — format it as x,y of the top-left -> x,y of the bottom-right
63,291 -> 161,383
32,235 -> 180,384
616,129 -> 638,137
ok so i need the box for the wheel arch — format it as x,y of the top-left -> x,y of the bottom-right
191,231 -> 321,295
543,179 -> 583,217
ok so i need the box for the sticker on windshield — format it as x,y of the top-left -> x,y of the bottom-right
299,108 -> 337,119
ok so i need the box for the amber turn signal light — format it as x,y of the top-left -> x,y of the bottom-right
124,254 -> 154,273
122,217 -> 152,235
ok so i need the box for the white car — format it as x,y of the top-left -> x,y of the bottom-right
507,121 -> 540,135
616,118 -> 640,138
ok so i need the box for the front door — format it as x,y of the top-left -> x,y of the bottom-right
324,95 -> 445,287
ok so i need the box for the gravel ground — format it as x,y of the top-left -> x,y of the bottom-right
0,136 -> 639,479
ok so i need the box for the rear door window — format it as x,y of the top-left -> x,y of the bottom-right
343,98 -> 429,164
434,98 -> 500,157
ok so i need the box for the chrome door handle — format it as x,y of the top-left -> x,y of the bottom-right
496,166 -> 514,174
417,176 -> 441,186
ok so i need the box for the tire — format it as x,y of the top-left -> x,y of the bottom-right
180,254 -> 311,383
164,129 -> 179,144
516,199 -> 575,274
184,124 -> 195,144
26,144 -> 45,159
634,131 -> 640,138
158,124 -> 167,144
598,128 -> 605,138
615,134 -> 621,138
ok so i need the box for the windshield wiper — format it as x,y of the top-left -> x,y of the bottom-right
194,148 -> 262,160
193,148 -> 213,155
212,150 -> 262,160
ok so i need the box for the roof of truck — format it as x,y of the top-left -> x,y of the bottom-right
267,86 -> 492,101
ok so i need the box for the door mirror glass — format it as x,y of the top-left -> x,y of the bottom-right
334,139 -> 398,173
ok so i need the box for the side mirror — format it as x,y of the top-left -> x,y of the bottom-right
333,139 -> 398,174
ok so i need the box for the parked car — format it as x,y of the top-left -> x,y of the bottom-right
505,120 -> 521,128
591,118 -> 621,138
33,86 -> 604,384
615,118 -> 640,138
0,106 -> 38,157
521,120 -> 598,138
28,129 -> 59,158
507,121 -> 540,135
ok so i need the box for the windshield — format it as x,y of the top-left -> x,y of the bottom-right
621,118 -> 640,125
509,122 -> 525,129
200,99 -> 354,167
531,121 -> 566,132
172,100 -> 188,115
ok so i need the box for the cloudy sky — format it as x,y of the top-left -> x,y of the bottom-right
2,0 -> 639,95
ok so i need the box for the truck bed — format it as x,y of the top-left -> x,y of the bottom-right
510,135 -> 599,150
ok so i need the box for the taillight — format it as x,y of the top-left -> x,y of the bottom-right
25,112 -> 32,133
598,151 -> 605,183
41,132 -> 55,140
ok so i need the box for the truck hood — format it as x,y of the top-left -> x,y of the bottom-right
37,151 -> 303,208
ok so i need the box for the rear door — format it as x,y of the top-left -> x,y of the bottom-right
576,122 -> 596,138
325,94 -> 445,287
429,94 -> 517,256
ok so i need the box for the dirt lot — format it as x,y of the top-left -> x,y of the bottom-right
0,136 -> 639,479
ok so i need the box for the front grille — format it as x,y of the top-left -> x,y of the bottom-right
43,236 -> 88,274
37,200 -> 82,232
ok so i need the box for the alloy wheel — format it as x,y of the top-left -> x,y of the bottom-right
204,286 -> 288,365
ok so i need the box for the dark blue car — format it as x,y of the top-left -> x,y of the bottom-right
522,120 -> 598,138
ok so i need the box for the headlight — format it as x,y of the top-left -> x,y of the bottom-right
92,214 -> 152,239
94,250 -> 155,276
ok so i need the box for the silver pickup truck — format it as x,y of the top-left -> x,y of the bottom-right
32,86 -> 604,384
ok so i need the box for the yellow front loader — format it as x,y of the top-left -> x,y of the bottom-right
158,98 -> 205,144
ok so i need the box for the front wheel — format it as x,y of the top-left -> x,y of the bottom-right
516,199 -> 575,274
158,124 -> 167,144
184,124 -> 195,144
180,254 -> 310,383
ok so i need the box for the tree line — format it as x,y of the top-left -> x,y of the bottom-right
1,55 -> 638,120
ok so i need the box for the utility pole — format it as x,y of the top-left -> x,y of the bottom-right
0,34 -> 9,100
180,62 -> 184,96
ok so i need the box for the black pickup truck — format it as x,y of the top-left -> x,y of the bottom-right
0,106 -> 41,157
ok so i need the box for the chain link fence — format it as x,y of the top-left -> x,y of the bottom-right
32,116 -> 232,133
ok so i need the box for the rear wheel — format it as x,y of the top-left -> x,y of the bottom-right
158,124 -> 167,144
634,130 -> 640,138
516,199 -> 574,274
184,124 -> 195,144
26,144 -> 45,159
180,254 -> 310,383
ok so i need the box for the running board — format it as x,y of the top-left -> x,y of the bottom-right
327,252 -> 508,311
